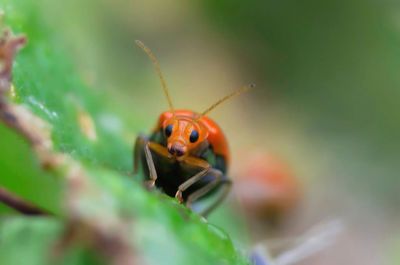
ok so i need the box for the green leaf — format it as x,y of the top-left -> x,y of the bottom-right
0,217 -> 62,265
0,217 -> 105,265
0,124 -> 62,214
4,0 -> 133,172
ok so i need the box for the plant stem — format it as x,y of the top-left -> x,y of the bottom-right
0,187 -> 47,215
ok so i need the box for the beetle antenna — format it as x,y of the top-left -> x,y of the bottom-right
198,83 -> 254,118
135,40 -> 175,113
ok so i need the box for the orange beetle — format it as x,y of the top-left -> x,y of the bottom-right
235,152 -> 301,222
133,41 -> 252,216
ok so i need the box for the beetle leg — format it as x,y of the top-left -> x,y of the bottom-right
195,179 -> 232,217
143,142 -> 158,189
145,142 -> 176,189
133,136 -> 173,189
146,142 -> 174,180
133,135 -> 160,189
133,135 -> 147,175
147,142 -> 172,158
175,156 -> 211,203
175,167 -> 210,203
185,169 -> 222,208
145,142 -> 173,188
181,156 -> 210,169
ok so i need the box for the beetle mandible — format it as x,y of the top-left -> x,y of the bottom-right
133,40 -> 252,217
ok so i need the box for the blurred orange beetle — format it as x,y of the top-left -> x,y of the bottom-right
133,40 -> 252,216
235,152 -> 301,221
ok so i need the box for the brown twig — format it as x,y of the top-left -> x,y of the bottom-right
0,29 -> 26,95
0,187 -> 48,215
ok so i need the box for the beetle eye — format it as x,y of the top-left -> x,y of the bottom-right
189,130 -> 199,143
165,124 -> 173,137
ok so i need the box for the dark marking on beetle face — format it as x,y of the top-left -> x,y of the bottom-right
189,130 -> 199,143
165,124 -> 173,137
168,142 -> 186,157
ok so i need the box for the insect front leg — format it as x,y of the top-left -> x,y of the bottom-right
174,156 -> 211,203
133,135 -> 147,175
145,142 -> 173,188
175,168 -> 210,203
189,177 -> 232,217
143,142 -> 158,189
133,135 -> 162,189
175,156 -> 232,216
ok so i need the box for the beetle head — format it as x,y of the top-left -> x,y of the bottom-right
162,115 -> 208,159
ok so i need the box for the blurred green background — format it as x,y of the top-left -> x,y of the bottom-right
48,0 -> 400,205
2,0 -> 400,264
